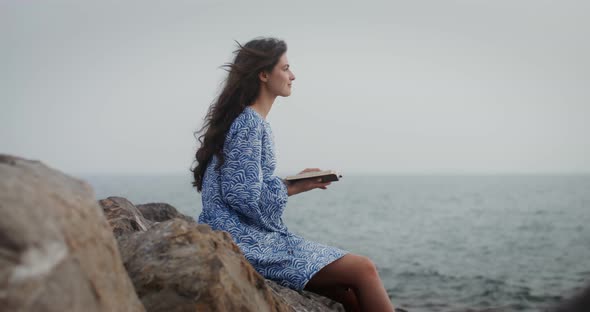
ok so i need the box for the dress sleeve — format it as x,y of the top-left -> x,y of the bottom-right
220,120 -> 288,225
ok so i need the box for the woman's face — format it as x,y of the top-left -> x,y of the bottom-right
263,53 -> 296,97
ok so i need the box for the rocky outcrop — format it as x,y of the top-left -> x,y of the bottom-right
100,198 -> 344,311
550,282 -> 590,312
0,153 -> 343,312
136,202 -> 196,223
266,280 -> 345,312
100,197 -> 153,238
0,154 -> 144,312
117,219 -> 293,312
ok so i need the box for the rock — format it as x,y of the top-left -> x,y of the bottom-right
0,154 -> 144,312
136,202 -> 195,223
0,153 -> 345,311
99,197 -> 344,312
550,282 -> 590,312
266,280 -> 345,312
99,197 -> 153,238
116,218 -> 293,312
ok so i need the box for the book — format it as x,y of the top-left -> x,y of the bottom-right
285,170 -> 342,183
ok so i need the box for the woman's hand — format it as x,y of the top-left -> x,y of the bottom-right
283,168 -> 332,197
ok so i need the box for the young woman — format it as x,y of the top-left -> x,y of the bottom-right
192,37 -> 396,312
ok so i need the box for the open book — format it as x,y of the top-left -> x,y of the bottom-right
285,170 -> 342,183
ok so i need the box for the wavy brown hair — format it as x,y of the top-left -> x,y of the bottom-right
191,37 -> 287,192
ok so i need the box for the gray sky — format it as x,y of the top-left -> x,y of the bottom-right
2,0 -> 589,175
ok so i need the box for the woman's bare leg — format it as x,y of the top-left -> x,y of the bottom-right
304,254 -> 395,312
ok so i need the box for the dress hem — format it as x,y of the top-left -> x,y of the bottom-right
298,251 -> 349,291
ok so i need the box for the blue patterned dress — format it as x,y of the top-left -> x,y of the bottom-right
198,106 -> 348,290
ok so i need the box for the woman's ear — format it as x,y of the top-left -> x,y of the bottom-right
258,71 -> 269,83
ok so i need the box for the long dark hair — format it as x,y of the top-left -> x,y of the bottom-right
191,37 -> 287,192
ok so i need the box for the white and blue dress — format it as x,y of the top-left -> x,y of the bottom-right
198,106 -> 347,290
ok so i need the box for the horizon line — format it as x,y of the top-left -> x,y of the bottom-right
72,171 -> 590,177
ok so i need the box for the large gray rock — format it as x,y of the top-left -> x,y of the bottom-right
266,280 -> 345,312
136,202 -> 195,223
117,219 -> 294,312
103,197 -> 344,312
99,197 -> 153,238
550,282 -> 590,312
0,154 -> 144,312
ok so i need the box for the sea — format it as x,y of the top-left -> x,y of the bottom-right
83,174 -> 590,312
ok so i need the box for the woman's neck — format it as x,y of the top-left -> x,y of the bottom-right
250,89 -> 277,120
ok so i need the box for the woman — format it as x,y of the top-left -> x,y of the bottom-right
192,37 -> 395,312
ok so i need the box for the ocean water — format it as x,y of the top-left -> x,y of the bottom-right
84,174 -> 590,312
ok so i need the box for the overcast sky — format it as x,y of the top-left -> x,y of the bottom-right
1,0 -> 589,176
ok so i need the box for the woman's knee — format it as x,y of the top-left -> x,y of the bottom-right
306,254 -> 380,288
351,255 -> 379,280
330,254 -> 379,286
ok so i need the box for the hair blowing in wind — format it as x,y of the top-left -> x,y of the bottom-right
191,37 -> 287,192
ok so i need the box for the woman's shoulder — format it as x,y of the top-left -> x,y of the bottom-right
228,107 -> 265,136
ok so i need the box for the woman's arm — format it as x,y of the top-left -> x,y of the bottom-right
219,121 -> 288,223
